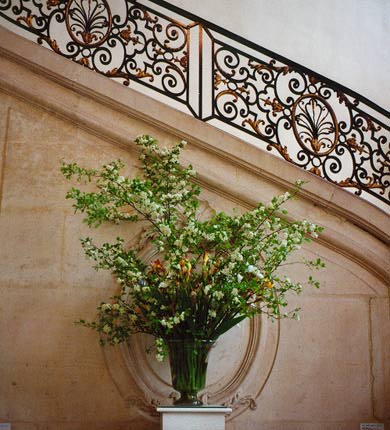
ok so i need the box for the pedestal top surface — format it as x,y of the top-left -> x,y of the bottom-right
157,406 -> 232,414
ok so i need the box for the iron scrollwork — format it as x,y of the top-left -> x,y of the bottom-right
1,0 -> 189,101
0,0 -> 388,207
212,41 -> 389,204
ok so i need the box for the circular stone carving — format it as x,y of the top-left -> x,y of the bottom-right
104,314 -> 279,422
292,94 -> 339,156
102,202 -> 279,422
65,0 -> 112,47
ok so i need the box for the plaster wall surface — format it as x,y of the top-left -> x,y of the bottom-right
170,0 -> 390,109
0,29 -> 389,430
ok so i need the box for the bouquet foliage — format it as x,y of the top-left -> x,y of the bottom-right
61,135 -> 324,360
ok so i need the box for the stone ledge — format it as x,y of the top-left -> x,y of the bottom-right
0,26 -> 388,285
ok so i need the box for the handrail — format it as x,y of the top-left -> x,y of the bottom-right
1,0 -> 389,208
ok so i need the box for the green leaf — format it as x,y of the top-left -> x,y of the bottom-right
213,315 -> 246,338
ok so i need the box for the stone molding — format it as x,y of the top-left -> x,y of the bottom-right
103,316 -> 279,422
0,25 -> 388,289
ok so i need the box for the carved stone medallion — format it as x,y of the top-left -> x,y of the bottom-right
102,201 -> 279,422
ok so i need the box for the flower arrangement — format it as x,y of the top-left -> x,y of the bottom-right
61,135 -> 324,364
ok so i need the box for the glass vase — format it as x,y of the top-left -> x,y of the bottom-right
166,338 -> 214,406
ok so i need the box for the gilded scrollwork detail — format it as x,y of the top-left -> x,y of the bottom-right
212,39 -> 389,205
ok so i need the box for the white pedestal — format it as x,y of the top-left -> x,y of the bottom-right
157,406 -> 232,430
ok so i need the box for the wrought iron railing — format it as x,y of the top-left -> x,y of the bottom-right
1,0 -> 389,208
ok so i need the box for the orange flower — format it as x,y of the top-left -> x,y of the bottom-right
202,252 -> 209,267
264,278 -> 274,289
151,259 -> 165,274
179,258 -> 192,273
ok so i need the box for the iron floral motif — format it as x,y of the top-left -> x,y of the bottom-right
292,94 -> 339,156
65,0 -> 112,47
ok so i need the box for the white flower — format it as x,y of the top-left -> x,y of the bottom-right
221,267 -> 231,275
255,270 -> 264,279
237,274 -> 243,283
246,265 -> 256,273
231,288 -> 239,296
208,310 -> 216,318
102,324 -> 111,333
158,282 -> 167,289
231,251 -> 243,262
204,284 -> 212,295
116,256 -> 128,267
213,290 -> 224,300
247,294 -> 257,304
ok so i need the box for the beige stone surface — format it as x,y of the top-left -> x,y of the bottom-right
0,28 -> 388,430
0,97 -> 137,213
257,296 -> 372,421
0,284 -> 136,423
0,97 -> 10,212
0,210 -> 63,285
370,298 -> 390,419
229,418 -> 371,430
282,241 -> 389,298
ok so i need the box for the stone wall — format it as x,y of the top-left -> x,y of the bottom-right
0,29 -> 389,430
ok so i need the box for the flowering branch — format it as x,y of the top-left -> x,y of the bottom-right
62,135 -> 325,359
